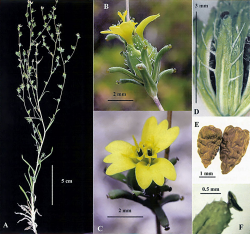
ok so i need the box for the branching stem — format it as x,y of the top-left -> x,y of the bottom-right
15,1 -> 79,233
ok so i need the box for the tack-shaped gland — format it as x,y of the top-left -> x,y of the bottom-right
220,125 -> 249,174
197,125 -> 222,168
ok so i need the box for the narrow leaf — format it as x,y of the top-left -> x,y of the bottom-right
19,185 -> 30,203
21,155 -> 35,174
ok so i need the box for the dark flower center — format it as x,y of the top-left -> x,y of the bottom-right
147,149 -> 153,156
137,148 -> 143,157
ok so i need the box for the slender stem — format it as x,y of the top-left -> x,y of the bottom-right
126,0 -> 129,21
155,111 -> 172,234
153,96 -> 164,111
165,111 -> 172,159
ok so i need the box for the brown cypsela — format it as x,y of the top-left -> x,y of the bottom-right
197,125 -> 222,168
220,125 -> 250,174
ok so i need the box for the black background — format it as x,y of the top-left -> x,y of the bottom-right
0,0 -> 93,233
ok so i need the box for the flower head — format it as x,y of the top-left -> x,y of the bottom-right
101,10 -> 137,45
104,116 -> 179,189
101,10 -> 160,45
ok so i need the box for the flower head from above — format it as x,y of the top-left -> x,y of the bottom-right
101,10 -> 160,45
104,116 -> 179,189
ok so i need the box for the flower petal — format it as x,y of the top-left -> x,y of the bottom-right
151,158 -> 177,181
155,126 -> 180,153
101,21 -> 137,45
141,116 -> 158,143
104,140 -> 137,175
136,14 -> 160,39
106,157 -> 136,175
135,161 -> 153,189
118,10 -> 127,22
141,117 -> 179,153
105,140 -> 134,155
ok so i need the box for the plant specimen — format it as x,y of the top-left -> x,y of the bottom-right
15,0 -> 80,233
101,10 -> 176,111
194,0 -> 250,116
193,191 -> 243,234
220,125 -> 249,174
103,116 -> 184,231
197,125 -> 222,168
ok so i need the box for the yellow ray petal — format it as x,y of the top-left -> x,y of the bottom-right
151,158 -> 176,181
141,116 -> 158,143
101,21 -> 137,45
135,161 -> 152,189
105,140 -> 134,154
136,14 -> 160,39
155,126 -> 180,153
106,157 -> 136,175
118,10 -> 127,22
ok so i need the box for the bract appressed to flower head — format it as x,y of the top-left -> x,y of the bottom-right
104,116 -> 180,189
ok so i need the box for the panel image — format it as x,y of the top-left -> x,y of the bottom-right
192,117 -> 250,184
94,111 -> 192,233
0,0 -> 93,233
193,0 -> 250,116
192,184 -> 250,234
94,0 -> 192,111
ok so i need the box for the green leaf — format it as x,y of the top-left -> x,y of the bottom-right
108,172 -> 127,184
25,117 -> 32,123
21,155 -> 35,175
40,147 -> 53,163
57,84 -> 63,90
132,190 -> 144,196
160,194 -> 183,206
37,129 -> 43,143
153,204 -> 170,230
31,134 -> 38,143
19,185 -> 30,203
17,95 -> 24,102
38,91 -> 49,102
107,189 -> 134,199
152,44 -> 172,82
24,173 -> 32,190
53,98 -> 60,103
46,117 -> 54,131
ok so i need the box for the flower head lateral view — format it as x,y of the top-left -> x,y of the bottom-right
100,10 -> 176,111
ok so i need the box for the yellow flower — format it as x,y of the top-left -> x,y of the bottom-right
104,116 -> 179,189
101,10 -> 137,45
101,11 -> 160,45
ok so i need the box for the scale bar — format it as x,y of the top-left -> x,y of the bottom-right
52,165 -> 53,205
108,100 -> 134,101
107,216 -> 143,218
200,193 -> 221,195
199,176 -> 216,178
